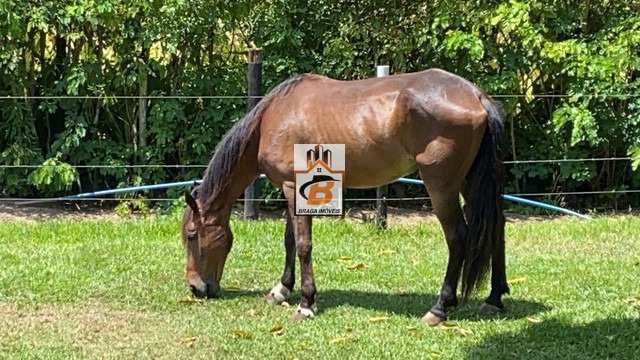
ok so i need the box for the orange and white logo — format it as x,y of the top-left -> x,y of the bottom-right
294,144 -> 344,216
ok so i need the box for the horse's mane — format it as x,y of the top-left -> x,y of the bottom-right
198,74 -> 309,207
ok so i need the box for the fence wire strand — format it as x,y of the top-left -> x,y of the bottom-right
1,94 -> 639,100
0,197 -> 432,203
0,157 -> 632,169
2,190 -> 640,203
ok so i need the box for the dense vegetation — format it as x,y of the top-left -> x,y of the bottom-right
1,1 -> 639,209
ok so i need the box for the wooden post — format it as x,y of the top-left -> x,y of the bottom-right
243,48 -> 263,220
375,65 -> 390,229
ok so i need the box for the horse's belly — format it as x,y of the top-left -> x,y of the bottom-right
343,147 -> 417,188
259,140 -> 416,189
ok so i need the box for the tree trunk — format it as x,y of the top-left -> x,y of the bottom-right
138,48 -> 149,150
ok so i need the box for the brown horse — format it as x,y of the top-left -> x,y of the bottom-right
182,69 -> 508,325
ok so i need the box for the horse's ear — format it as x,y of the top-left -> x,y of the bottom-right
184,190 -> 201,221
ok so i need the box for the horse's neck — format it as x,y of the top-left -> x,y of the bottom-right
206,135 -> 260,217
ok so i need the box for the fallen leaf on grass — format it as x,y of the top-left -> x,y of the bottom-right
438,322 -> 473,337
451,327 -> 473,337
232,330 -> 254,340
270,324 -> 284,336
407,326 -> 422,338
368,316 -> 389,323
410,257 -> 419,266
346,263 -> 368,271
509,277 -> 527,284
329,334 -> 356,344
337,256 -> 353,262
179,337 -> 196,348
527,317 -> 542,324
623,296 -> 640,309
177,298 -> 204,305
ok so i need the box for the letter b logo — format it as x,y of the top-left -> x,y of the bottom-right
307,181 -> 335,205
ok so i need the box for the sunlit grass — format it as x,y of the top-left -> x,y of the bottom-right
0,215 -> 639,359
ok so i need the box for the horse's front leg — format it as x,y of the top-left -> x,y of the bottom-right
281,181 -> 316,321
266,210 -> 296,305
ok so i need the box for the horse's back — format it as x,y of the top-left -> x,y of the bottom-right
258,69 -> 489,188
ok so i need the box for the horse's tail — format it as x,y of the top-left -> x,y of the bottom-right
460,94 -> 506,299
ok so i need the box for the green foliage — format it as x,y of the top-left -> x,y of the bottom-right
29,157 -> 78,193
113,197 -> 151,217
630,146 -> 640,171
444,31 -> 485,62
0,0 -> 639,208
552,103 -> 599,146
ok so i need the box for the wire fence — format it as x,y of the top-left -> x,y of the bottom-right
1,157 -> 638,202
1,190 -> 639,203
2,190 -> 640,203
0,92 -> 637,203
0,95 -> 261,100
1,94 -> 639,100
0,197 -> 434,203
0,156 -> 633,168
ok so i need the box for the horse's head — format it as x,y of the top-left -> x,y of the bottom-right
181,190 -> 233,299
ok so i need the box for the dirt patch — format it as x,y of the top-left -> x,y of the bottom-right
1,201 -> 573,225
0,203 -> 119,223
0,301 -> 186,356
1,301 -> 153,337
1,201 -> 438,224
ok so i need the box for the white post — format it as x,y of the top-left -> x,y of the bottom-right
376,65 -> 390,78
375,65 -> 390,229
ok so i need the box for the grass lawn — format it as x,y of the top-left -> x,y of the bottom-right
0,214 -> 639,359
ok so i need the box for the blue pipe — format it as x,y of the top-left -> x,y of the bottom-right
19,180 -> 203,205
23,175 -> 589,219
394,177 -> 590,219
501,194 -> 589,219
69,180 -> 203,198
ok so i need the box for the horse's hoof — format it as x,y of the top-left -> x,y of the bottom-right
265,283 -> 290,305
421,311 -> 445,326
265,292 -> 278,305
291,306 -> 315,322
479,302 -> 503,315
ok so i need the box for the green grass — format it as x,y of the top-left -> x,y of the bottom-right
1,215 -> 639,359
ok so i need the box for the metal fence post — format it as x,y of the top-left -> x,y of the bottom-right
375,65 -> 390,229
244,48 -> 262,220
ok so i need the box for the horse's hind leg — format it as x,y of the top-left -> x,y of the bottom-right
481,211 -> 509,313
420,179 -> 468,326
463,187 -> 509,313
265,208 -> 296,305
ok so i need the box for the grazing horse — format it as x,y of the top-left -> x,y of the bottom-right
181,69 -> 508,325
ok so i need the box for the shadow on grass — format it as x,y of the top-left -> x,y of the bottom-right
466,318 -> 640,359
318,290 -> 548,321
219,288 -> 548,321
